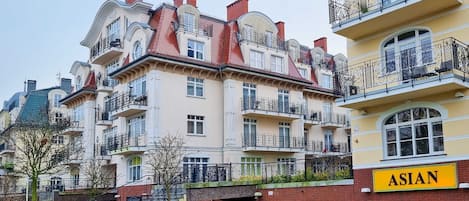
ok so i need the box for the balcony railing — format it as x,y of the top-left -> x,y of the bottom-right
105,92 -> 148,114
90,34 -> 123,61
241,97 -> 305,116
238,28 -> 287,51
97,77 -> 118,92
243,134 -> 304,150
175,22 -> 213,37
106,134 -> 146,154
62,120 -> 84,135
336,37 -> 469,101
322,113 -> 348,127
305,141 -> 350,154
0,143 -> 15,154
329,0 -> 406,26
304,111 -> 322,122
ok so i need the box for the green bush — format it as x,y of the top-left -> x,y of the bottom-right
2,162 -> 14,170
334,169 -> 351,179
271,175 -> 289,183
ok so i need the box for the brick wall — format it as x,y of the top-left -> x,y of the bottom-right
117,185 -> 152,201
258,160 -> 469,201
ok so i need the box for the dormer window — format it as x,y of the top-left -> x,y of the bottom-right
271,55 -> 284,73
75,76 -> 82,90
132,41 -> 143,60
320,73 -> 332,89
188,40 -> 204,60
265,31 -> 273,47
183,12 -> 195,33
245,25 -> 254,41
250,50 -> 264,69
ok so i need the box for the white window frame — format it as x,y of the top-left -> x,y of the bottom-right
129,76 -> 146,97
132,40 -> 143,60
52,135 -> 64,144
128,156 -> 142,182
53,94 -> 61,108
187,40 -> 204,60
183,157 -> 209,182
241,157 -> 262,176
265,31 -> 273,47
277,158 -> 296,175
383,107 -> 444,159
187,115 -> 204,135
298,68 -> 307,79
250,50 -> 264,69
183,12 -> 195,33
73,104 -> 84,122
320,73 -> 332,89
128,115 -> 145,137
105,60 -> 119,87
271,55 -> 284,73
107,18 -> 120,41
187,77 -> 204,97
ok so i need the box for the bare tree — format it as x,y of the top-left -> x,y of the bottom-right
82,159 -> 114,201
146,135 -> 184,201
9,123 -> 66,201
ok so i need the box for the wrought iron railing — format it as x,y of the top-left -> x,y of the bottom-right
336,37 -> 469,100
105,92 -> 148,113
105,134 -> 146,152
304,110 -> 322,122
96,107 -> 112,122
305,141 -> 350,153
322,113 -> 348,126
242,134 -> 304,149
238,28 -> 287,51
90,34 -> 122,60
97,77 -> 118,89
241,97 -> 305,115
175,21 -> 213,37
329,0 -> 408,26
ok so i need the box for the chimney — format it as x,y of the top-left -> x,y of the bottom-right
25,80 -> 37,93
276,21 -> 285,41
187,0 -> 197,7
174,0 -> 183,7
227,0 -> 249,21
60,78 -> 72,94
125,0 -> 141,5
314,37 -> 328,53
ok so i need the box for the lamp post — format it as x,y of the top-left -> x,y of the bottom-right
25,177 -> 29,201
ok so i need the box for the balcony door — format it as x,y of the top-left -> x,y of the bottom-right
243,83 -> 256,110
278,89 -> 289,113
279,122 -> 290,148
243,119 -> 257,147
322,103 -> 332,123
400,41 -> 417,81
324,130 -> 333,152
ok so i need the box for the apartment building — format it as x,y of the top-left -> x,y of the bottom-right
329,0 -> 469,199
0,79 -> 72,195
58,0 -> 350,200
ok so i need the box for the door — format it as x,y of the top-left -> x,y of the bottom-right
243,83 -> 256,110
400,41 -> 417,81
279,122 -> 290,148
323,103 -> 332,123
278,89 -> 289,113
324,130 -> 333,152
243,119 -> 257,147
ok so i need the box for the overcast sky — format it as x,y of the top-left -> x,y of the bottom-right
0,0 -> 346,103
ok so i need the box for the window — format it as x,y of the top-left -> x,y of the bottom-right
73,104 -> 84,122
53,94 -> 61,108
132,41 -> 143,60
187,40 -> 204,60
277,158 -> 295,175
244,25 -> 254,41
187,77 -> 204,97
72,171 -> 79,186
278,89 -> 289,113
382,29 -> 432,76
243,118 -> 257,147
129,76 -> 146,97
250,50 -> 264,69
105,60 -> 119,87
242,83 -> 256,110
241,157 -> 262,176
75,76 -> 82,90
322,102 -> 332,122
265,31 -> 273,47
187,115 -> 204,135
128,156 -> 142,182
298,68 -> 307,79
128,115 -> 145,137
107,18 -> 120,41
183,157 -> 208,182
183,12 -> 195,33
324,130 -> 334,152
384,108 -> 443,159
320,73 -> 332,89
279,122 -> 290,148
52,135 -> 64,144
271,55 -> 284,73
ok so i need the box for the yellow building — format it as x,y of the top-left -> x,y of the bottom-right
329,0 -> 469,198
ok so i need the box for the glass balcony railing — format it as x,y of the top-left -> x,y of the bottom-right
241,97 -> 305,116
242,134 -> 304,150
238,28 -> 287,51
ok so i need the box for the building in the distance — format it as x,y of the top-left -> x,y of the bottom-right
329,0 -> 468,199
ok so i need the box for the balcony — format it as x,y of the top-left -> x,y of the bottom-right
304,111 -> 322,126
96,109 -> 112,126
305,141 -> 350,155
63,146 -> 83,166
238,28 -> 287,51
62,120 -> 84,136
321,113 -> 347,129
107,134 -> 146,155
0,143 -> 15,155
90,34 -> 123,65
336,37 -> 469,109
97,78 -> 118,93
106,92 -> 148,117
175,22 -> 213,37
95,144 -> 111,161
242,134 -> 304,152
329,0 -> 463,39
241,97 -> 304,120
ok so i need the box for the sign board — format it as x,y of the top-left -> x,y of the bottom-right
373,163 -> 458,192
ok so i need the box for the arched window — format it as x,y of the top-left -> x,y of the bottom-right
128,156 -> 141,182
382,29 -> 433,77
75,76 -> 82,90
132,41 -> 143,60
384,107 -> 444,159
